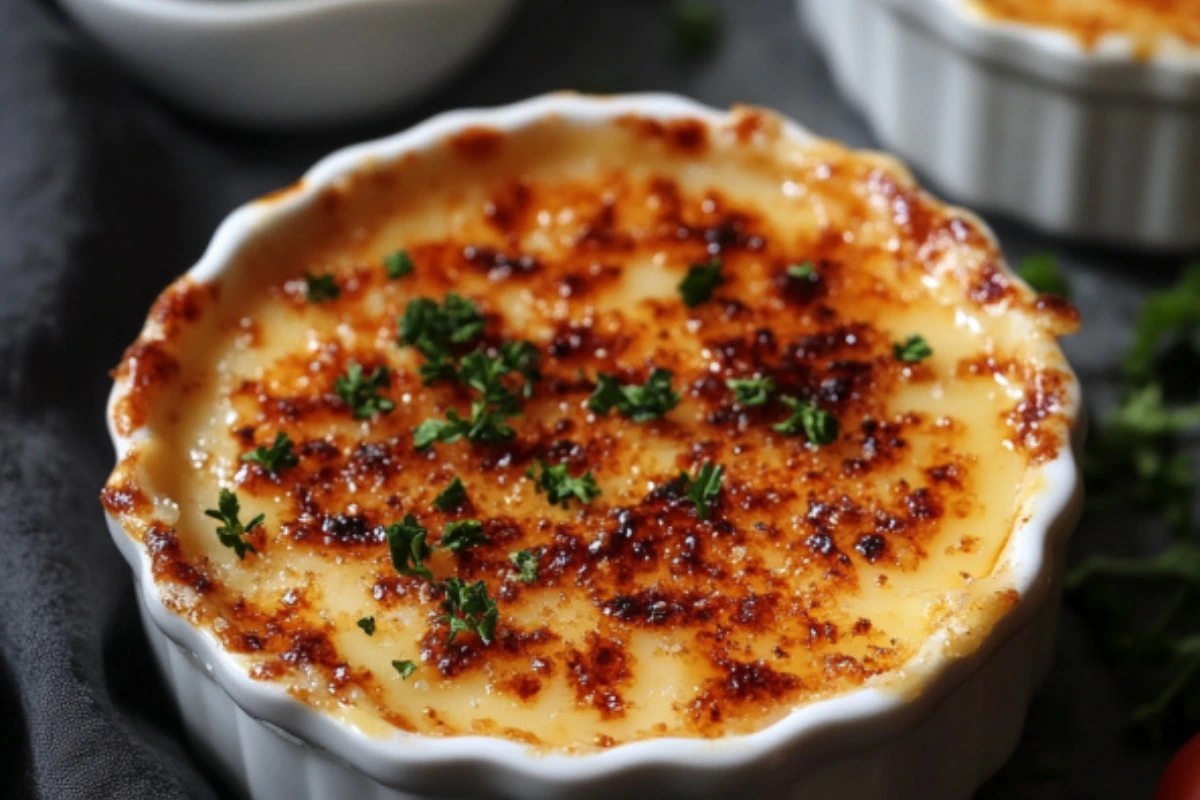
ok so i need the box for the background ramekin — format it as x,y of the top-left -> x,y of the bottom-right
798,0 -> 1200,251
104,93 -> 1084,800
57,0 -> 521,129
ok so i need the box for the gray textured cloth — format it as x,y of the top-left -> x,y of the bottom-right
0,0 -> 1178,797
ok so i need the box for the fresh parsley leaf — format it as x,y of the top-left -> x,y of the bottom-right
893,334 -> 933,364
671,0 -> 722,59
392,659 -> 418,679
441,520 -> 489,552
527,461 -> 601,508
1124,265 -> 1200,387
726,376 -> 775,406
680,462 -> 723,521
413,412 -> 469,450
1084,384 -> 1200,535
433,477 -> 468,512
588,368 -> 680,422
440,578 -> 498,644
678,258 -> 724,307
203,488 -> 262,560
787,262 -> 816,281
334,363 -> 395,419
774,397 -> 839,445
1017,253 -> 1071,298
304,272 -> 340,303
413,399 -> 516,450
398,293 -> 485,361
240,432 -> 299,476
357,616 -> 376,636
384,249 -> 414,279
1068,538 -> 1200,592
509,550 -> 538,583
385,514 -> 432,579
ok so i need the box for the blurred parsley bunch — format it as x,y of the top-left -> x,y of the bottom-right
1059,261 -> 1200,741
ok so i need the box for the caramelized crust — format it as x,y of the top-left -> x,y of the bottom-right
102,106 -> 1078,751
972,0 -> 1200,51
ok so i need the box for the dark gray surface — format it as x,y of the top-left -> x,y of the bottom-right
0,0 -> 1183,797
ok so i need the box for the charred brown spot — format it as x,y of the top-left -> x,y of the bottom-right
621,115 -> 710,156
100,479 -> 149,516
566,634 -> 631,718
448,126 -> 504,160
112,341 -> 178,435
145,524 -> 213,595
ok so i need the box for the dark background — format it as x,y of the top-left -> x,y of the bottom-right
0,0 -> 1182,797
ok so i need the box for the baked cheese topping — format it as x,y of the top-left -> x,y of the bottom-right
971,0 -> 1200,51
102,106 -> 1079,752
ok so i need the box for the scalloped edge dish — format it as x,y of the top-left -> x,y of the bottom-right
103,93 -> 1084,800
798,0 -> 1200,250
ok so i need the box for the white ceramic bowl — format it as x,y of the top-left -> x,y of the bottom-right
103,93 -> 1084,800
798,0 -> 1200,250
58,0 -> 521,129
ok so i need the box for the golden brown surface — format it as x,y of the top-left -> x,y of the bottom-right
972,0 -> 1200,51
102,106 -> 1078,751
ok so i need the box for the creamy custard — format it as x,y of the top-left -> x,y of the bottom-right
102,107 -> 1079,752
971,0 -> 1200,51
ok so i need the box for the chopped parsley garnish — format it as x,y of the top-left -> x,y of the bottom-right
239,431 -> 299,476
1124,264 -> 1200,387
204,489 -> 262,560
433,477 -> 468,512
456,342 -> 541,407
587,368 -> 680,422
441,520 -> 489,552
893,334 -> 933,364
671,0 -> 722,59
1067,262 -> 1200,736
334,363 -> 395,419
413,399 -> 516,450
773,397 -> 839,445
385,514 -> 432,580
384,249 -> 414,279
392,660 -> 417,679
440,578 -> 498,644
527,461 -> 601,508
411,339 -> 541,449
680,462 -> 723,521
304,272 -> 340,303
726,376 -> 775,406
357,616 -> 376,636
787,262 -> 816,281
398,293 -> 485,362
509,550 -> 538,583
678,258 -> 724,307
1017,253 -> 1070,298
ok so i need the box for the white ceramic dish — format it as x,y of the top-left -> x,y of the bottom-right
58,0 -> 521,129
798,0 -> 1200,250
103,93 -> 1084,800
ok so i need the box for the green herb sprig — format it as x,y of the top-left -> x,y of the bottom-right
335,363 -> 395,419
441,578 -> 499,644
1069,262 -> 1200,739
726,376 -> 775,407
304,272 -> 340,304
240,432 -> 299,476
527,461 -> 601,508
678,258 -> 724,307
680,462 -> 723,521
588,368 -> 680,422
773,397 -> 839,445
893,334 -> 933,364
204,489 -> 262,560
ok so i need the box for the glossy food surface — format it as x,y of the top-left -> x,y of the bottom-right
102,107 -> 1079,752
971,0 -> 1200,51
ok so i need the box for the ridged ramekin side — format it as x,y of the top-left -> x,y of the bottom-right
799,0 -> 1200,249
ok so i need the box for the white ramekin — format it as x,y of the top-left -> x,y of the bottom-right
58,0 -> 521,129
103,93 -> 1084,800
798,0 -> 1200,251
